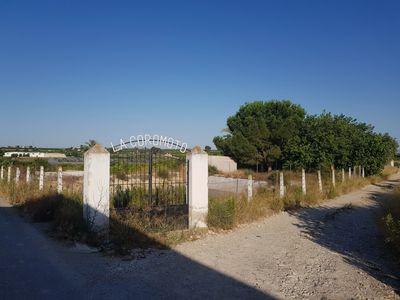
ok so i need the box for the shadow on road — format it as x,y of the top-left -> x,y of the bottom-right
0,201 -> 275,299
288,181 -> 400,295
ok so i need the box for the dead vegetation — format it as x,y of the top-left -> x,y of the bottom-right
208,167 -> 398,230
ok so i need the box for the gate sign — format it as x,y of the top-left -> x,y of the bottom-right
110,134 -> 188,153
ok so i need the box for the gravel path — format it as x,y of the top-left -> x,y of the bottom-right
177,174 -> 400,299
1,175 -> 400,299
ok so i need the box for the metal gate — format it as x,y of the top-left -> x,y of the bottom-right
110,147 -> 189,228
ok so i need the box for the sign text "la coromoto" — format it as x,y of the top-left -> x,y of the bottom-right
110,134 -> 188,153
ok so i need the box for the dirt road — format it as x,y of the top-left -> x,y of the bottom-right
1,175 -> 399,299
177,174 -> 400,299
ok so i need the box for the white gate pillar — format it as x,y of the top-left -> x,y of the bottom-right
186,146 -> 208,229
83,144 -> 110,232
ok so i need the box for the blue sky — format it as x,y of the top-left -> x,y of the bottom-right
0,0 -> 399,148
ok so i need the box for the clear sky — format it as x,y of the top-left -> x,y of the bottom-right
0,0 -> 399,149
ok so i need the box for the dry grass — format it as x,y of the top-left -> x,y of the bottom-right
382,165 -> 399,178
110,209 -> 208,253
208,168 -> 399,231
0,179 -> 205,253
1,165 -> 398,252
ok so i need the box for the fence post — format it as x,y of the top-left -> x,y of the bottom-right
57,166 -> 63,194
279,172 -> 285,198
362,167 -> 365,178
236,178 -> 239,196
15,167 -> 20,183
301,168 -> 306,195
247,174 -> 253,201
348,167 -> 352,179
331,166 -> 336,187
317,170 -> 323,193
342,168 -> 345,183
187,146 -> 208,229
0,165 -> 3,180
83,144 -> 110,232
26,167 -> 30,183
39,166 -> 44,191
7,166 -> 11,183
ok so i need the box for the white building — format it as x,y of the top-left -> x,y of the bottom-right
3,152 -> 66,158
208,155 -> 237,173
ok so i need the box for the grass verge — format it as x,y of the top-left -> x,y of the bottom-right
0,181 -> 206,254
208,168 -> 398,231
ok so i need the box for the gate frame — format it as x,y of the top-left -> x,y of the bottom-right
83,143 -> 208,230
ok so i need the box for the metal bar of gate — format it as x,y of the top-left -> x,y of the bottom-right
148,148 -> 153,204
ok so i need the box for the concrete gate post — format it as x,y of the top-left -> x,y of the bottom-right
186,146 -> 208,229
83,144 -> 110,232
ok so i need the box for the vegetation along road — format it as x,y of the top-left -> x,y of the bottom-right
1,174 -> 400,299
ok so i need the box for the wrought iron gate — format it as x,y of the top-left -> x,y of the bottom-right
110,147 -> 189,228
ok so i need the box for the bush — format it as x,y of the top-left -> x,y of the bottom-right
208,165 -> 220,176
383,213 -> 400,246
23,194 -> 63,222
208,196 -> 236,229
381,187 -> 400,254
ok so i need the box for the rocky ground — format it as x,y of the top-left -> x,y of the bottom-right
1,175 -> 399,299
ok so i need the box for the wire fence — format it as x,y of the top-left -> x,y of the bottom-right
208,166 -> 368,200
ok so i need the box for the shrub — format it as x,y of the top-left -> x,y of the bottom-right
23,193 -> 63,222
208,165 -> 219,176
208,196 -> 236,229
383,213 -> 400,246
380,187 -> 400,254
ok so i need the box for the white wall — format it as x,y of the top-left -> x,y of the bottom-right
208,155 -> 237,173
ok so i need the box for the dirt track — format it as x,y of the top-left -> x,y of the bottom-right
176,173 -> 400,299
1,175 -> 399,299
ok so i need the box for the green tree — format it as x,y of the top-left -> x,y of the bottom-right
80,139 -> 98,151
215,100 -> 398,175
213,100 -> 306,168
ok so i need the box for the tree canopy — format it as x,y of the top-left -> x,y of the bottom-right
213,100 -> 398,175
